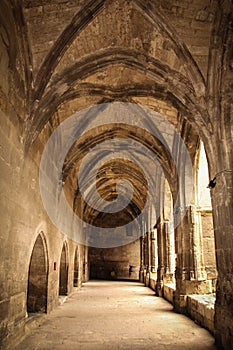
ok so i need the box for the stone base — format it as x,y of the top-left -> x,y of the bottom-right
174,280 -> 214,315
139,270 -> 144,283
163,284 -> 175,304
145,273 -> 150,287
173,294 -> 187,314
156,281 -> 164,297
148,272 -> 157,291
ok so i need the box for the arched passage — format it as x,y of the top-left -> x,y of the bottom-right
59,242 -> 69,295
73,246 -> 79,287
27,233 -> 48,313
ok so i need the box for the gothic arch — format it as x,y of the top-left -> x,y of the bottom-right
27,232 -> 49,313
59,241 -> 69,295
73,246 -> 80,287
27,48 -> 210,147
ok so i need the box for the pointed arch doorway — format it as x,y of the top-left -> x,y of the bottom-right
27,233 -> 48,313
59,242 -> 69,295
73,246 -> 79,287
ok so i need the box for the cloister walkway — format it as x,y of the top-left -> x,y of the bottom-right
15,281 -> 218,350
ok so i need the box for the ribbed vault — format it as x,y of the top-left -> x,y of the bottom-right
23,0 -> 216,149
1,1 -> 233,348
62,120 -> 178,227
17,0 -> 232,233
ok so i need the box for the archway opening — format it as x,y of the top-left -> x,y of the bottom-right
27,234 -> 48,313
73,247 -> 79,287
163,179 -> 175,284
196,141 -> 217,288
59,243 -> 68,295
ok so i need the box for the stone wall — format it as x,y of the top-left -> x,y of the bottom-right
186,294 -> 215,334
89,240 -> 140,281
0,107 -> 86,348
0,26 -> 85,349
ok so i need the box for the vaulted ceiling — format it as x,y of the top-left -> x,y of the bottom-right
1,0 -> 232,231
23,0 -> 216,144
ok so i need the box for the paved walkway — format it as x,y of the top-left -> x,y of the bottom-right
15,281 -> 218,350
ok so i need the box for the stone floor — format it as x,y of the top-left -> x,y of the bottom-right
15,281 -> 218,350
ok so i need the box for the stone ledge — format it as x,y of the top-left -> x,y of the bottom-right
148,273 -> 157,291
161,284 -> 215,335
186,294 -> 215,334
164,283 -> 176,304
179,279 -> 213,295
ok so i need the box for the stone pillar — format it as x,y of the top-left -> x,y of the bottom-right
139,235 -> 144,283
144,233 -> 148,268
150,231 -> 156,273
211,170 -> 233,349
156,220 -> 165,297
174,207 -> 191,313
145,232 -> 150,286
163,221 -> 174,283
82,245 -> 89,282
148,229 -> 158,291
174,206 -> 213,313
142,234 -> 148,283
147,231 -> 151,273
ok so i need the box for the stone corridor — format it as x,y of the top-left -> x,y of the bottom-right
15,281 -> 217,350
1,1 -> 233,349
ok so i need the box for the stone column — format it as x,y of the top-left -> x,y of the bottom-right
82,245 -> 89,282
142,233 -> 148,283
147,231 -> 151,273
150,230 -> 156,273
174,206 -> 190,312
139,235 -> 145,283
156,220 -> 165,297
144,232 -> 150,286
163,220 -> 175,283
174,206 -> 212,313
211,170 -> 233,349
149,228 -> 158,291
144,233 -> 148,268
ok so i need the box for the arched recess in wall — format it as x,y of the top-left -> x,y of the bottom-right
27,233 -> 48,313
196,141 -> 217,288
59,242 -> 69,295
73,246 -> 79,287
